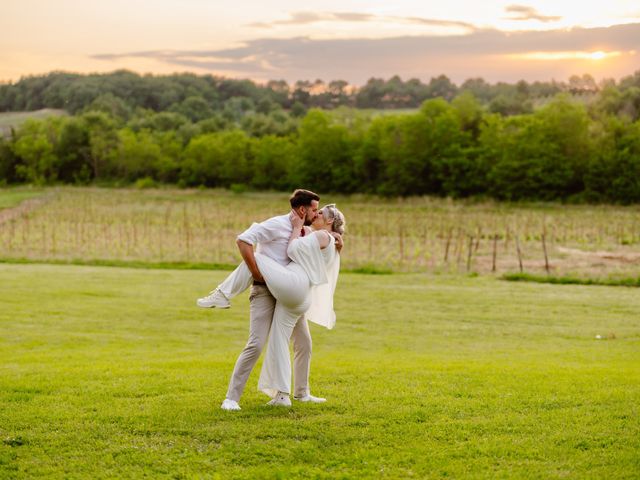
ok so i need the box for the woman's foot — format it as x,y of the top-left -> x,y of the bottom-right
266,392 -> 291,407
294,393 -> 326,403
197,288 -> 230,308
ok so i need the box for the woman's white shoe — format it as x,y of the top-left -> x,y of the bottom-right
294,393 -> 326,403
266,393 -> 291,407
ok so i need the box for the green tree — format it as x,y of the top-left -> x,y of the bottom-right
480,97 -> 591,201
55,116 -> 91,183
250,135 -> 297,190
426,75 -> 458,101
85,93 -> 132,122
12,119 -> 60,184
81,111 -> 119,180
180,131 -> 251,187
585,117 -> 640,203
170,96 -> 215,122
293,109 -> 356,193
113,128 -> 162,181
0,136 -> 19,183
452,91 -> 484,138
489,93 -> 533,116
368,99 -> 471,196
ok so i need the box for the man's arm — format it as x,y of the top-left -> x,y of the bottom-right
236,239 -> 264,283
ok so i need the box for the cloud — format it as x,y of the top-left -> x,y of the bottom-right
92,23 -> 640,84
272,11 -> 328,26
504,5 -> 562,23
390,16 -> 477,31
247,11 -> 476,32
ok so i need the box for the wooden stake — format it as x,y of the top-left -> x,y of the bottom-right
456,230 -> 464,267
444,228 -> 452,263
466,235 -> 474,272
542,232 -> 550,274
492,234 -> 498,273
399,224 -> 404,264
515,235 -> 523,273
474,227 -> 482,252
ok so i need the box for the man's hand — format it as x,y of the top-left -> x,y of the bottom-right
236,239 -> 264,282
331,232 -> 343,253
253,271 -> 265,283
289,209 -> 304,231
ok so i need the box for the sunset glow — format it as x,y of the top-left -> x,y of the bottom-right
507,50 -> 624,61
1,0 -> 639,84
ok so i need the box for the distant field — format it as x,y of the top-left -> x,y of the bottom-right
0,188 -> 44,210
326,106 -> 419,126
0,109 -> 67,137
0,263 -> 638,478
0,187 -> 639,278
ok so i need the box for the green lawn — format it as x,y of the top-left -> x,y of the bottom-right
1,264 -> 639,478
0,187 -> 44,210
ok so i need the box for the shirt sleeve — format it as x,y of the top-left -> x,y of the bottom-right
237,216 -> 284,246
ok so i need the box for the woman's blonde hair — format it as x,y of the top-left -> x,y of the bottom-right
321,204 -> 346,235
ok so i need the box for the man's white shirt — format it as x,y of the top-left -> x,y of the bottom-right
236,214 -> 293,266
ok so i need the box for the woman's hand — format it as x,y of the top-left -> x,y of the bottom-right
289,209 -> 304,231
331,232 -> 343,253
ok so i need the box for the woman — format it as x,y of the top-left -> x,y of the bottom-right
212,204 -> 345,404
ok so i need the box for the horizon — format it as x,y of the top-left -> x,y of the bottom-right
2,1 -> 640,85
0,68 -> 632,90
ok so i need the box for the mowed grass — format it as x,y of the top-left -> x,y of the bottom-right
1,264 -> 638,478
0,187 -> 44,210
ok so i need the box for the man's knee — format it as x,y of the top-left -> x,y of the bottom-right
243,336 -> 266,359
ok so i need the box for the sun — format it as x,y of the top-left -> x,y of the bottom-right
589,51 -> 607,60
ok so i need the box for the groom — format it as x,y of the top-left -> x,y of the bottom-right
201,189 -> 326,410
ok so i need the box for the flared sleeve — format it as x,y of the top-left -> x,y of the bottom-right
305,243 -> 340,330
286,234 -> 328,285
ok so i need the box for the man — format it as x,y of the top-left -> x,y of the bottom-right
198,189 -> 327,410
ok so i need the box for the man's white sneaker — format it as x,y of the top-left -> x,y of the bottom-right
221,399 -> 241,411
266,393 -> 291,407
197,288 -> 230,309
294,393 -> 326,403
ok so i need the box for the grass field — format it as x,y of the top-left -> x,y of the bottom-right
0,188 -> 44,210
1,263 -> 639,478
1,187 -> 640,279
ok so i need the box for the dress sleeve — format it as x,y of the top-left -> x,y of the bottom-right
286,234 -> 328,285
305,245 -> 339,330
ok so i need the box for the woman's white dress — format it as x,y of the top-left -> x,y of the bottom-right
257,232 -> 338,398
217,231 -> 339,397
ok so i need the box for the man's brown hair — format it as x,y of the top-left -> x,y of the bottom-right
289,189 -> 320,209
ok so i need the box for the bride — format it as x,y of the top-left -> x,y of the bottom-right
211,204 -> 345,406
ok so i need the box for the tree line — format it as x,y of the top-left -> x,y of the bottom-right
1,70 -> 640,202
3,70 -> 640,114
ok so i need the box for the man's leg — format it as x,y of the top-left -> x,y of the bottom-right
291,315 -> 312,398
225,285 -> 275,402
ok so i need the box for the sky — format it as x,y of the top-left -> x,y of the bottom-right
1,0 -> 640,86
